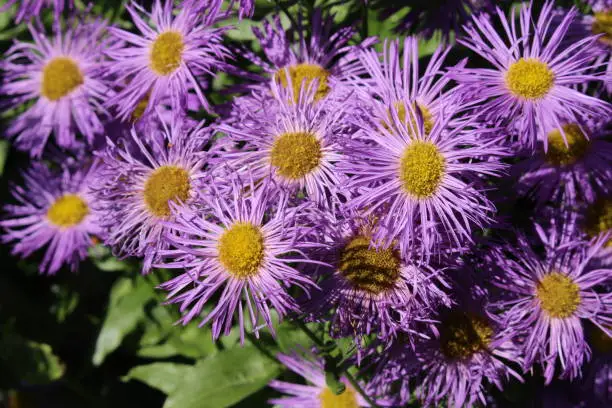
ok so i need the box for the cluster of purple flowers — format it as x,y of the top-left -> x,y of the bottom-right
1,0 -> 611,406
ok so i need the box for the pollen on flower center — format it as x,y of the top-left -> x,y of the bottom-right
440,312 -> 493,360
399,141 -> 445,199
150,31 -> 184,75
275,63 -> 331,101
270,131 -> 322,179
536,272 -> 581,318
217,222 -> 265,278
584,198 -> 612,246
47,194 -> 89,228
592,11 -> 612,45
545,124 -> 590,166
319,386 -> 358,408
41,57 -> 84,101
143,165 -> 191,217
392,101 -> 435,134
338,235 -> 401,295
505,58 -> 555,99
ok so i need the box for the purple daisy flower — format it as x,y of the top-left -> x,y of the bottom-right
157,177 -> 318,342
218,79 -> 348,207
452,1 -> 612,149
1,19 -> 115,157
492,222 -> 612,384
350,36 -> 463,136
372,0 -> 494,43
233,9 -> 374,100
1,0 -> 72,23
303,209 -> 450,340
269,350 -> 375,407
368,300 -> 522,407
342,101 -> 506,257
514,115 -> 612,209
93,116 -> 211,273
1,161 -> 100,275
105,0 -> 229,120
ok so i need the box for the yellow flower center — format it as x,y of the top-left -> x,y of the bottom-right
270,131 -> 322,180
319,386 -> 358,408
143,165 -> 191,217
47,194 -> 89,228
275,63 -> 331,102
338,235 -> 401,295
399,141 -> 445,199
584,198 -> 612,246
545,124 -> 590,166
505,58 -> 555,100
41,57 -> 84,101
536,273 -> 581,318
440,312 -> 493,360
391,101 -> 435,135
593,11 -> 612,46
217,222 -> 265,278
150,31 -> 184,75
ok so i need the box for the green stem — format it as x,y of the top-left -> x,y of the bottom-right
294,321 -> 380,408
361,1 -> 369,40
344,370 -> 379,408
245,332 -> 280,364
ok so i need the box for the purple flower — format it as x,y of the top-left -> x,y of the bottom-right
269,350 -> 374,407
452,1 -> 612,150
233,9 -> 374,99
342,101 -> 506,258
218,80 -> 349,207
1,161 -> 100,275
368,301 -> 522,407
1,19 -> 115,157
492,222 -> 612,384
105,0 -> 229,120
514,116 -> 612,209
157,177 -> 319,342
303,209 -> 450,340
351,37 -> 460,136
1,0 -> 72,23
93,117 -> 211,273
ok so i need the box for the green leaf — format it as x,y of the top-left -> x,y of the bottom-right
0,331 -> 65,386
50,284 -> 79,323
163,346 -> 280,408
92,277 -> 155,365
224,17 -> 258,41
122,363 -> 193,395
89,245 -> 136,272
275,321 -> 314,353
137,307 -> 216,360
418,34 -> 444,58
